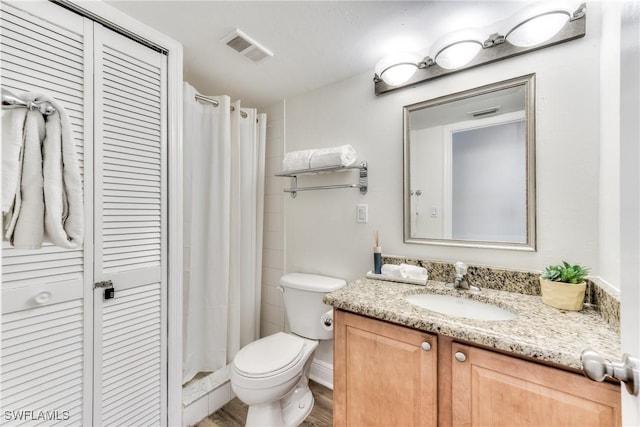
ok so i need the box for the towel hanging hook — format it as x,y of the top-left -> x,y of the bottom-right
2,87 -> 56,116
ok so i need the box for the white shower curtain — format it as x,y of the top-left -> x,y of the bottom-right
182,82 -> 266,384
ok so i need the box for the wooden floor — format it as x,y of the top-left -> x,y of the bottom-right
197,381 -> 333,427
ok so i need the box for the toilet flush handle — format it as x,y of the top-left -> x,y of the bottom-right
277,285 -> 285,293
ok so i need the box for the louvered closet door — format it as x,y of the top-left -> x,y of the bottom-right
92,24 -> 168,427
0,2 -> 93,426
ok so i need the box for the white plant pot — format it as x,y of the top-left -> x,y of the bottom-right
539,278 -> 586,311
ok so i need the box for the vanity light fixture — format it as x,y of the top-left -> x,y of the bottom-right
374,52 -> 422,86
505,4 -> 573,47
374,2 -> 586,95
434,40 -> 484,70
430,29 -> 485,70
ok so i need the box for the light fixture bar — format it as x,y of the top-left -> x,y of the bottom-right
374,4 -> 586,95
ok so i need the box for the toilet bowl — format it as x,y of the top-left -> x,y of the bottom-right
230,273 -> 346,427
231,332 -> 318,426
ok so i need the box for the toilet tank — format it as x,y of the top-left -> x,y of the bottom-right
280,273 -> 346,340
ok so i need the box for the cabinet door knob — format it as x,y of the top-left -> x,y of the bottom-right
455,351 -> 467,362
581,348 -> 639,396
421,342 -> 432,351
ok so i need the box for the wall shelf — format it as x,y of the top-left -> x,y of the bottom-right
275,161 -> 368,198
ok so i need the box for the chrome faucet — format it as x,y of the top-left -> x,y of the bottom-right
453,261 -> 471,290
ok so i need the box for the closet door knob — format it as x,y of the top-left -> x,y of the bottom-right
421,342 -> 432,351
455,351 -> 467,362
34,291 -> 52,305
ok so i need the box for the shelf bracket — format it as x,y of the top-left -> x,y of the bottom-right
276,161 -> 368,198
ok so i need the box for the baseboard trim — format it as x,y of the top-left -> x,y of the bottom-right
309,358 -> 333,390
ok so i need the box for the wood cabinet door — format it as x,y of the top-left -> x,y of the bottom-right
334,310 -> 437,427
450,342 -> 621,427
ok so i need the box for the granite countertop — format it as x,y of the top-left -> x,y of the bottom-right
324,278 -> 621,370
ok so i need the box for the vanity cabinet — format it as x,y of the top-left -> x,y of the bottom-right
334,310 -> 621,427
333,309 -> 438,426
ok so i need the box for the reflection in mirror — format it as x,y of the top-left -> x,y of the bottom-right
404,74 -> 535,250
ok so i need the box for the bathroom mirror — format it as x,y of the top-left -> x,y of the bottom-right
403,74 -> 535,250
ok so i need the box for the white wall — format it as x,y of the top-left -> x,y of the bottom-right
598,2 -> 621,290
260,101 -> 287,338
284,6 -> 603,290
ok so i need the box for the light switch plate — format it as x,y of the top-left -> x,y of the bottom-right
357,204 -> 368,223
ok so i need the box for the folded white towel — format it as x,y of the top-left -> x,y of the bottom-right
282,149 -> 314,171
6,110 -> 46,249
308,144 -> 357,169
2,108 -> 27,214
35,93 -> 83,248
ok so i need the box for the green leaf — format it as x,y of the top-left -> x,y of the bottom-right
541,261 -> 589,284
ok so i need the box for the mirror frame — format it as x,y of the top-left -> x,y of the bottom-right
403,74 -> 536,251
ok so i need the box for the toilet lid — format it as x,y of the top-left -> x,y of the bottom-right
234,332 -> 305,377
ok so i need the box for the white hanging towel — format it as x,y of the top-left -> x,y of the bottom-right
2,108 -> 27,214
4,110 -> 46,248
2,93 -> 83,249
35,94 -> 84,248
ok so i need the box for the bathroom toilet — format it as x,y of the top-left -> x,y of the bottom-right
230,273 -> 346,426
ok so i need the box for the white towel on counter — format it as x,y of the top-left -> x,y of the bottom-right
5,110 -> 46,249
400,263 -> 428,281
36,94 -> 83,248
282,144 -> 357,171
381,263 -> 428,281
2,109 -> 28,215
381,264 -> 405,278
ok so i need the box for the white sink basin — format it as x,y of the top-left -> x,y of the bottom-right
405,294 -> 517,321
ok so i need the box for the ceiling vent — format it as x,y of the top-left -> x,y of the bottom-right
221,28 -> 273,63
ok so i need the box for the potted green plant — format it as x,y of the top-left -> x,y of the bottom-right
539,261 -> 590,311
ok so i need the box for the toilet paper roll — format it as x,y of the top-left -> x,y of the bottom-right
321,310 -> 333,332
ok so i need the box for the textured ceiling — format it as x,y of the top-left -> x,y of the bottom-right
105,1 -> 528,109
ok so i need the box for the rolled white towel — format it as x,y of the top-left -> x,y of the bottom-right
400,263 -> 429,281
309,144 -> 357,169
381,264 -> 406,278
282,149 -> 314,171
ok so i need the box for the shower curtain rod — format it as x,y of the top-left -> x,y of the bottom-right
2,87 -> 56,115
195,93 -> 248,118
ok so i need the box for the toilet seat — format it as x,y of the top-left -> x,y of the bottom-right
231,332 -> 318,391
233,332 -> 305,378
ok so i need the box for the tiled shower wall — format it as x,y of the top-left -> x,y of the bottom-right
260,101 -> 286,337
